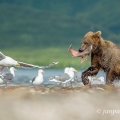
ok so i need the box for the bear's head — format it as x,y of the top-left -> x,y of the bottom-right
68,31 -> 102,57
79,31 -> 101,53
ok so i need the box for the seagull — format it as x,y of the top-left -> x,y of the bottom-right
64,67 -> 69,74
49,67 -> 70,86
0,67 -> 17,85
74,76 -> 81,83
0,78 -> 4,84
95,77 -> 104,82
88,76 -> 105,84
30,69 -> 44,86
68,67 -> 78,78
0,52 -> 58,71
49,67 -> 78,86
68,67 -> 79,86
113,80 -> 120,87
0,52 -> 20,69
71,75 -> 83,86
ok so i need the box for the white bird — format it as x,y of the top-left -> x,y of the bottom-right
49,67 -> 78,86
0,67 -> 17,85
69,67 -> 79,86
113,80 -> 120,87
0,78 -> 4,84
0,52 -> 20,69
88,76 -> 105,84
96,77 -> 105,82
0,52 -> 58,72
49,67 -> 70,85
64,67 -> 69,74
30,69 -> 44,86
68,67 -> 78,78
73,75 -> 83,84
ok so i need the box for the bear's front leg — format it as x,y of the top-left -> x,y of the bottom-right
82,66 -> 99,85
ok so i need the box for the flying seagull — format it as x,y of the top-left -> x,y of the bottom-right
0,52 -> 58,71
30,69 -> 44,85
0,52 -> 20,67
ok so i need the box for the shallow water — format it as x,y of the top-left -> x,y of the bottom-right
11,68 -> 106,86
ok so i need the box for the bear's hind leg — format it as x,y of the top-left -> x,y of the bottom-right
106,71 -> 115,84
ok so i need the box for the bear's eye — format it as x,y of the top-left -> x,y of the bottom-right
84,42 -> 88,45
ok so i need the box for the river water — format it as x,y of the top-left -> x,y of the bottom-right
11,68 -> 106,86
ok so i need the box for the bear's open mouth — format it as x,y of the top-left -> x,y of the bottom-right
68,45 -> 92,57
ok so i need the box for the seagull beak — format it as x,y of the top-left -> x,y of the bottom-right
93,77 -> 97,80
74,69 -> 78,72
16,63 -> 20,66
42,70 -> 44,74
97,78 -> 101,81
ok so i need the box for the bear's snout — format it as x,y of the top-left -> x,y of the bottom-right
78,48 -> 84,52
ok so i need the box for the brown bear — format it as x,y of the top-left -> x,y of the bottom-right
69,31 -> 120,85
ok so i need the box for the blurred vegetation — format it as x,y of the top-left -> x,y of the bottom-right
0,0 -> 120,68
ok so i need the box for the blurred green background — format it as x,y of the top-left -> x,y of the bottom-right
0,0 -> 120,69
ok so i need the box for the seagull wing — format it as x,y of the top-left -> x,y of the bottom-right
1,67 -> 10,73
54,73 -> 71,82
0,67 -> 13,80
60,73 -> 71,81
0,52 -> 6,60
2,73 -> 14,80
32,77 -> 36,82
40,61 -> 59,68
17,61 -> 58,69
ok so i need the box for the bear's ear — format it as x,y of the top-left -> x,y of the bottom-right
94,31 -> 101,37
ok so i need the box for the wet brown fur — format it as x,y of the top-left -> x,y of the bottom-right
80,31 -> 120,85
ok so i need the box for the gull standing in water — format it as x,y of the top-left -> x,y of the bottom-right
88,76 -> 105,84
49,67 -> 78,87
30,69 -> 44,86
0,67 -> 17,85
49,67 -> 70,86
69,67 -> 78,86
71,75 -> 84,86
